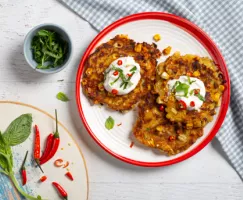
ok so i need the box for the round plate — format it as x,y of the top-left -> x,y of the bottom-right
76,12 -> 230,167
0,101 -> 88,200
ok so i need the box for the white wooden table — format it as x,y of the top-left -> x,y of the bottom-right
0,0 -> 242,199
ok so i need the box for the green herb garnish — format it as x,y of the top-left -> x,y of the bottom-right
130,66 -> 137,72
56,92 -> 69,102
175,82 -> 190,97
196,93 -> 205,101
187,76 -> 196,84
105,116 -> 115,130
0,115 -> 42,200
31,29 -> 68,69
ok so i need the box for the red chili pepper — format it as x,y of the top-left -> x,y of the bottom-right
190,101 -> 195,107
34,125 -> 44,173
178,100 -> 187,110
40,175 -> 47,182
65,172 -> 74,181
52,182 -> 68,200
39,133 -> 54,162
40,110 -> 60,165
159,105 -> 165,111
20,151 -> 28,186
113,71 -> 119,76
111,89 -> 118,95
194,89 -> 200,95
117,60 -> 122,65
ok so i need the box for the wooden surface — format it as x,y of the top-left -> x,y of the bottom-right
0,0 -> 242,199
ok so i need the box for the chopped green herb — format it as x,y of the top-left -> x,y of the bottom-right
175,82 -> 190,96
130,66 -> 137,72
187,76 -> 196,84
56,92 -> 69,102
31,29 -> 68,69
196,93 -> 205,101
105,116 -> 115,130
189,90 -> 194,95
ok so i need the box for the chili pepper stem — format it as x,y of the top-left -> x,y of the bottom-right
21,151 -> 28,170
35,159 -> 44,173
55,109 -> 58,136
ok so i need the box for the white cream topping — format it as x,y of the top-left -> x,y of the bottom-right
167,76 -> 206,111
104,57 -> 141,95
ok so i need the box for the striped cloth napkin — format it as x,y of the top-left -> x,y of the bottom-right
60,0 -> 243,179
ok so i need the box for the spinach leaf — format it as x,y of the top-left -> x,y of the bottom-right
3,114 -> 32,146
56,92 -> 70,102
105,116 -> 115,130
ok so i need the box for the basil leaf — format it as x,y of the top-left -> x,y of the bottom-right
105,116 -> 115,130
56,92 -> 70,102
196,94 -> 205,101
3,114 -> 32,146
0,133 -> 13,172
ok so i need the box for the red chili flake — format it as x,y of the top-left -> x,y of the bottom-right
40,176 -> 47,182
130,142 -> 134,148
186,72 -> 192,76
117,123 -> 122,126
113,71 -> 119,76
159,105 -> 165,111
127,73 -> 132,77
194,89 -> 200,95
190,101 -> 195,107
169,136 -> 175,141
117,60 -> 122,65
178,100 -> 187,110
112,89 -> 118,95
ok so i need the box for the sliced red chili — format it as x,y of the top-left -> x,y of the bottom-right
190,101 -> 195,107
178,100 -> 187,110
194,89 -> 200,95
117,60 -> 122,65
63,161 -> 69,169
54,159 -> 64,167
159,105 -> 165,111
111,89 -> 118,95
169,136 -> 175,141
186,72 -> 192,76
113,71 -> 119,76
130,142 -> 134,148
40,176 -> 47,182
127,73 -> 132,77
65,172 -> 74,181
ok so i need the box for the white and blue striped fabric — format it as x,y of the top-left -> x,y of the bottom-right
60,0 -> 243,179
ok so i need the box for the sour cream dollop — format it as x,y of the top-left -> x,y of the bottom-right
104,57 -> 141,95
167,76 -> 206,111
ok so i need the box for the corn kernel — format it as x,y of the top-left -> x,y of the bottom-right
162,46 -> 172,55
86,68 -> 93,75
178,134 -> 187,142
193,71 -> 200,77
161,72 -> 169,79
171,108 -> 177,114
219,85 -> 225,91
153,34 -> 161,42
156,125 -> 163,132
156,96 -> 164,104
82,79 -> 87,86
134,44 -> 142,52
213,93 -> 221,102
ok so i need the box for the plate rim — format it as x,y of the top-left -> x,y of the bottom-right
75,12 -> 230,167
0,101 -> 89,199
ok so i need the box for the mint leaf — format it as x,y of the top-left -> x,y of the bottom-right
105,116 -> 115,130
3,114 -> 32,146
0,133 -> 12,173
56,92 -> 69,102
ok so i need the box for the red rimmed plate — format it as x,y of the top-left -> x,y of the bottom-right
76,12 -> 230,167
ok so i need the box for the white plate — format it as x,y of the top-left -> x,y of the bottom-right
76,12 -> 230,167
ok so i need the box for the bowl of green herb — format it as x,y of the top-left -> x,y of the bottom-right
24,23 -> 72,74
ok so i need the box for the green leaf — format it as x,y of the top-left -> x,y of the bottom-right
56,92 -> 70,102
175,82 -> 190,96
3,114 -> 32,146
37,30 -> 51,37
130,66 -> 137,72
196,93 -> 205,101
105,116 -> 115,130
0,132 -> 12,173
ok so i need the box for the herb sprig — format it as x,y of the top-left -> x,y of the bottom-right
31,29 -> 68,69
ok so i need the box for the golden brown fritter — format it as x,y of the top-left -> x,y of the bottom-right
81,35 -> 161,111
155,52 -> 225,129
133,93 -> 203,156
